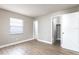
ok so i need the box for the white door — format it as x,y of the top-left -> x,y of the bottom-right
61,12 -> 79,52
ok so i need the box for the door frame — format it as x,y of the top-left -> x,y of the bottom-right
51,15 -> 62,45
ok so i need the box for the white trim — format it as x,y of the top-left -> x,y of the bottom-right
37,39 -> 52,44
0,38 -> 34,49
51,17 -> 54,44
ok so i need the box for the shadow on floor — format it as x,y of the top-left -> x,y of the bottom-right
53,40 -> 60,46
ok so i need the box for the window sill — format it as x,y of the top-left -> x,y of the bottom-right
9,33 -> 24,35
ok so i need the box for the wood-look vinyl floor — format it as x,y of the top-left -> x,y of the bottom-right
0,40 -> 79,55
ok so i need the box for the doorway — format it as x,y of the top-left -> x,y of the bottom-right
33,20 -> 38,39
54,24 -> 61,46
52,16 -> 61,46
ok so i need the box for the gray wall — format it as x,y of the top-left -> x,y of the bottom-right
0,9 -> 33,46
36,15 -> 52,43
36,6 -> 79,44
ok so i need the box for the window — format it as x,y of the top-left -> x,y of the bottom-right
10,18 -> 23,34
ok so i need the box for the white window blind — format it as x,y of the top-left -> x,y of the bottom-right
10,18 -> 23,34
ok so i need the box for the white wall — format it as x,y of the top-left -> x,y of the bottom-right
53,16 -> 61,24
0,9 -> 33,46
35,6 -> 79,44
36,15 -> 52,43
61,12 -> 79,52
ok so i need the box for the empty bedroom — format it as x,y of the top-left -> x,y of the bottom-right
0,4 -> 79,55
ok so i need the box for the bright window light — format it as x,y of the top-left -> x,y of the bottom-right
10,18 -> 23,34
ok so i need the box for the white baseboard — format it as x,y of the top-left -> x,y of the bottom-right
0,38 -> 34,49
37,39 -> 52,44
0,38 -> 52,49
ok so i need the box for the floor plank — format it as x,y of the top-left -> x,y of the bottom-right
0,40 -> 79,55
